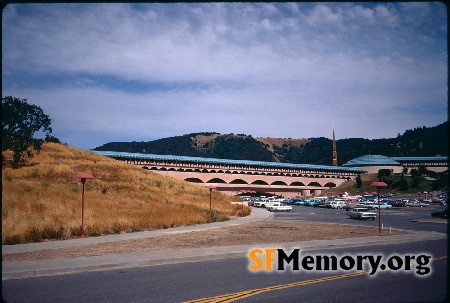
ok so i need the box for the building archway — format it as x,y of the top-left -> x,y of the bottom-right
252,180 -> 269,185
308,181 -> 321,187
185,178 -> 203,183
230,179 -> 249,184
324,182 -> 337,188
207,178 -> 227,183
271,181 -> 288,186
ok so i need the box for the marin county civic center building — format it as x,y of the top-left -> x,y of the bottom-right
342,155 -> 448,174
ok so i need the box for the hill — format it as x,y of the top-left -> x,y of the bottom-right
94,121 -> 448,165
1,143 -> 249,244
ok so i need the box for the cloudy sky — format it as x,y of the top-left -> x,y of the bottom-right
2,2 -> 447,150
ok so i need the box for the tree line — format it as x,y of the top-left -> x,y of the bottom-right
3,95 -> 448,171
94,122 -> 448,166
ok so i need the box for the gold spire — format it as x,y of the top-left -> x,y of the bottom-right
332,130 -> 338,166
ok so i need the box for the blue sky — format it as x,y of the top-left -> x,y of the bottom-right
2,3 -> 448,150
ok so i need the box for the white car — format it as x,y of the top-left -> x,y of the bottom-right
266,203 -> 292,212
348,208 -> 377,220
330,201 -> 346,209
367,202 -> 392,210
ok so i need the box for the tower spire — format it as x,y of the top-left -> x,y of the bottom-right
332,129 -> 338,166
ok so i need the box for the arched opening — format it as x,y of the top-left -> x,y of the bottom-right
230,179 -> 249,184
185,178 -> 203,183
251,180 -> 269,185
271,181 -> 288,186
207,178 -> 227,183
324,182 -> 337,188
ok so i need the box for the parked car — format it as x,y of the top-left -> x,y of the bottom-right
311,200 -> 321,207
294,199 -> 305,206
389,200 -> 406,207
418,200 -> 430,207
329,201 -> 347,209
317,201 -> 328,208
284,198 -> 299,205
405,200 -> 428,207
303,199 -> 315,206
342,203 -> 354,211
430,198 -> 446,206
367,202 -> 392,210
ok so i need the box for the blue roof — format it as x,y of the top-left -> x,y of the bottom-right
391,156 -> 448,162
342,155 -> 400,166
343,155 -> 448,167
92,150 -> 365,173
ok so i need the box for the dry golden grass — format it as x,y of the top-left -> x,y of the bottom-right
2,143 -> 250,244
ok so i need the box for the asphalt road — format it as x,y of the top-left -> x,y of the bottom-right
2,239 -> 447,303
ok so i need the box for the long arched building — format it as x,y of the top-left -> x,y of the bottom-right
92,151 -> 365,197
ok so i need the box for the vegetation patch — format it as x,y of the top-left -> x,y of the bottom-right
2,143 -> 250,244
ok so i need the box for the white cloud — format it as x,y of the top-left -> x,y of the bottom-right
2,2 -> 447,150
305,4 -> 343,26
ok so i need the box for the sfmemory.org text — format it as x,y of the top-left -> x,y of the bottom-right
248,248 -> 432,276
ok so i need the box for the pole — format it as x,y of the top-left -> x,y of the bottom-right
81,179 -> 86,237
377,187 -> 382,236
209,187 -> 212,220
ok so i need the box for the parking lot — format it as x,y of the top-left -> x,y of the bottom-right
269,203 -> 448,234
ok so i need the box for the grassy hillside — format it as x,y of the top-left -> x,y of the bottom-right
2,143 -> 249,244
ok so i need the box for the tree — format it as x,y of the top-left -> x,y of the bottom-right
398,178 -> 408,191
2,96 -> 53,168
377,169 -> 391,181
355,175 -> 362,188
410,168 -> 423,188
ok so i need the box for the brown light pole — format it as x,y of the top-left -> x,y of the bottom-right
206,185 -> 216,220
74,172 -> 94,237
370,181 -> 387,236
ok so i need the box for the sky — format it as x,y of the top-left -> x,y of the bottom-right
2,2 -> 448,151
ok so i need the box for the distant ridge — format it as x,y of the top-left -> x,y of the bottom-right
93,121 -> 448,166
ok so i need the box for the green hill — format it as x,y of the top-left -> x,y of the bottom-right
93,121 -> 448,165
